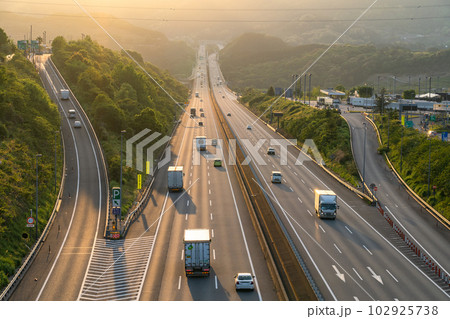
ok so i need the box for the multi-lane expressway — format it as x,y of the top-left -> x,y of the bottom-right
207,50 -> 450,301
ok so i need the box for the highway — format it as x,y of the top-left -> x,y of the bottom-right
10,55 -> 108,301
208,52 -> 450,301
110,45 -> 278,301
342,111 -> 450,286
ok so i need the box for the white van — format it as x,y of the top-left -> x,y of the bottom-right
68,109 -> 76,118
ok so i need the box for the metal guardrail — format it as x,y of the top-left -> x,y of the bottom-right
208,81 -> 318,300
119,115 -> 183,238
0,59 -> 67,300
365,115 -> 450,230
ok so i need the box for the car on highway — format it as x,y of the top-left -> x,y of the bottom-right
68,109 -> 76,118
213,159 -> 222,167
198,121 -> 203,126
200,113 -> 205,117
222,95 -> 225,98
212,139 -> 217,146
74,120 -> 82,128
200,108 -> 204,112
234,273 -> 254,290
227,113 -> 231,116
267,147 -> 275,155
246,125 -> 252,130
271,171 -> 282,183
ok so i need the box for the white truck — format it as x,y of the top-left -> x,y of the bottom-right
167,166 -> 183,192
314,190 -> 338,219
184,229 -> 211,277
60,89 -> 70,100
196,136 -> 206,151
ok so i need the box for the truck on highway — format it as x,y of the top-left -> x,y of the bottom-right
317,96 -> 340,108
190,107 -> 196,117
60,89 -> 70,100
196,136 -> 206,151
167,166 -> 183,192
184,229 -> 211,277
314,190 -> 338,219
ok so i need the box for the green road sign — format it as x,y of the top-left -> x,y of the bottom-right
405,121 -> 414,128
112,187 -> 121,207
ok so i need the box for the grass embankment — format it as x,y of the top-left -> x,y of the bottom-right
51,36 -> 189,215
375,113 -> 449,219
0,29 -> 62,289
239,88 -> 360,186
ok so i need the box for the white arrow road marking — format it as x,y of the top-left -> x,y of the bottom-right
332,265 -> 346,282
367,267 -> 383,285
354,296 -> 359,301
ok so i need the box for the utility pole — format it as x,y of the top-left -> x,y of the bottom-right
303,74 -> 307,104
400,126 -> 404,172
362,123 -> 367,193
308,74 -> 312,105
35,154 -> 42,240
418,77 -> 421,97
119,130 -> 126,230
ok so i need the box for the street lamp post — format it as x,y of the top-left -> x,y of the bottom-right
362,122 -> 367,193
35,154 -> 42,240
54,131 -> 58,193
119,130 -> 126,228
400,126 -> 404,172
303,74 -> 307,104
428,137 -> 431,198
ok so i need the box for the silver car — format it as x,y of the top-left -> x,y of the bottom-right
234,273 -> 255,290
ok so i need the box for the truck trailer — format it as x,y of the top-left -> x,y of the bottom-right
314,189 -> 338,219
167,166 -> 183,191
184,229 -> 211,277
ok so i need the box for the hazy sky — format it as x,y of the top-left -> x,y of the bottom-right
1,0 -> 449,47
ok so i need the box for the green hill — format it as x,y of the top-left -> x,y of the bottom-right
51,35 -> 189,215
0,28 -> 62,289
220,33 -> 450,91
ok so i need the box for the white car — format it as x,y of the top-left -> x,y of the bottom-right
73,121 -> 82,128
234,273 -> 254,290
246,125 -> 252,130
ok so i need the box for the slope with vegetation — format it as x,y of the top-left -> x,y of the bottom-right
51,35 -> 189,215
376,113 -> 449,219
0,28 -> 62,289
239,88 -> 359,186
220,33 -> 450,91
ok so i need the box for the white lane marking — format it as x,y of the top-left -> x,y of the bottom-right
319,225 -> 326,233
185,214 -> 188,221
394,298 -> 399,301
188,190 -> 191,195
208,172 -> 210,177
386,269 -> 398,283
272,164 -> 275,168
289,187 -> 293,192
208,180 -> 210,185
210,213 -> 213,220
307,209 -> 312,216
301,179 -> 305,184
353,268 -> 363,281
211,229 -> 214,238
294,171 -> 298,176
209,200 -> 212,207
213,249 -> 216,260
187,200 -> 190,207
190,172 -> 192,177
181,249 -> 184,260
209,189 -> 211,195
298,197 -> 303,204
288,165 -> 292,169
189,180 -> 192,185
215,275 -> 218,289
395,204 -> 398,208
334,244 -> 342,254
178,276 -> 182,290
363,245 -> 373,255
354,296 -> 359,301
283,178 -> 287,183
209,86 -> 263,301
345,226 -> 353,234
309,188 -> 313,193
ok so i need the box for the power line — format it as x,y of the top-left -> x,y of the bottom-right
1,10 -> 448,23
0,0 -> 449,12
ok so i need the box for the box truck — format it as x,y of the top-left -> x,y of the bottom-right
196,136 -> 206,151
167,166 -> 183,191
184,229 -> 211,277
314,190 -> 338,219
